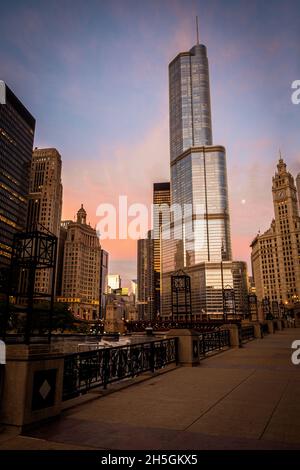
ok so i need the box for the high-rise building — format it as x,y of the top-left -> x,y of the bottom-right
152,183 -> 170,318
168,42 -> 231,264
107,274 -> 121,291
59,205 -> 101,320
27,147 -> 63,295
0,81 -> 35,270
99,249 -> 109,319
251,157 -> 300,308
169,43 -> 213,157
161,36 -> 247,318
296,173 -> 300,212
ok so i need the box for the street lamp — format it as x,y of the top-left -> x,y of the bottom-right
247,293 -> 258,321
223,285 -> 236,321
262,297 -> 271,320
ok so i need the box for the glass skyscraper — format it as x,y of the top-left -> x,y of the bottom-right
168,43 -> 232,264
169,44 -> 213,161
0,81 -> 35,270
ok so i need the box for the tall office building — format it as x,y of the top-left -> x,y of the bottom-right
152,182 -> 171,318
59,205 -> 101,320
169,43 -> 213,155
251,157 -> 300,308
296,173 -> 300,213
169,42 -> 231,264
161,36 -> 247,317
0,81 -> 35,270
137,231 -> 153,320
27,147 -> 63,295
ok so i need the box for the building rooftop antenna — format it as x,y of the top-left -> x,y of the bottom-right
196,15 -> 199,45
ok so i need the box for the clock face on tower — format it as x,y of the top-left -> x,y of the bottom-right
277,190 -> 286,200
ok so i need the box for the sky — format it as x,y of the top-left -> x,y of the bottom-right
1,0 -> 300,286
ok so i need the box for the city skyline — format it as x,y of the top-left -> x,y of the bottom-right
1,0 -> 300,285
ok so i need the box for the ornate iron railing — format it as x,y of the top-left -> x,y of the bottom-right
199,330 -> 230,356
126,320 -> 224,333
240,325 -> 255,343
62,338 -> 178,401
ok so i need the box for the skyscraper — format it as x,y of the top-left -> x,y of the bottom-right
137,231 -> 153,320
169,43 -> 213,158
0,81 -> 35,270
251,157 -> 300,310
59,205 -> 101,320
161,35 -> 247,318
27,147 -> 63,295
152,182 -> 170,317
169,42 -> 231,264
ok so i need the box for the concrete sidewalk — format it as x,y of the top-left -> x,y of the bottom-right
1,328 -> 300,450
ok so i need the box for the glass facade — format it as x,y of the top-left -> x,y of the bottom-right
160,40 -> 246,317
0,81 -> 35,269
137,230 -> 153,320
161,261 -> 248,318
171,146 -> 232,265
169,45 -> 212,163
152,182 -> 170,317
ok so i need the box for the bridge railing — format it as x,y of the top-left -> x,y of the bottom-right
239,325 -> 255,343
126,320 -> 225,333
199,330 -> 230,357
62,337 -> 178,401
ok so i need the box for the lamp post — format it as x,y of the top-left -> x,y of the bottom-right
262,296 -> 271,320
223,284 -> 235,321
247,293 -> 258,321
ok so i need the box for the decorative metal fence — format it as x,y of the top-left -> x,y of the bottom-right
240,325 -> 255,343
199,330 -> 230,357
62,338 -> 178,401
126,320 -> 224,333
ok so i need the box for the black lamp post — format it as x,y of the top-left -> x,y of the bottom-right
223,285 -> 236,321
247,293 -> 258,321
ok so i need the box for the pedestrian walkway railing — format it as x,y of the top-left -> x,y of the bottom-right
62,337 -> 178,401
199,330 -> 230,357
126,320 -> 223,333
240,325 -> 255,343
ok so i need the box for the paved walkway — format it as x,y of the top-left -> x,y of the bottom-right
1,328 -> 300,450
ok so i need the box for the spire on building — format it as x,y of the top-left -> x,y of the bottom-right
196,16 -> 199,45
77,204 -> 87,224
277,151 -> 287,175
